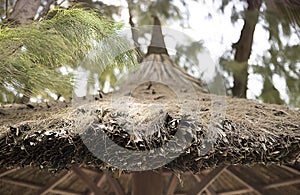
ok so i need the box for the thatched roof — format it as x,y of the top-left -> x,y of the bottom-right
1,68 -> 299,194
0,89 -> 299,173
1,14 -> 300,195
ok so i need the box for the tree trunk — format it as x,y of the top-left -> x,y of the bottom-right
8,0 -> 41,25
232,0 -> 261,98
132,170 -> 163,195
128,0 -> 143,63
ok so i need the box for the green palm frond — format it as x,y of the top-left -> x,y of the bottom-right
0,8 -> 136,102
268,0 -> 300,28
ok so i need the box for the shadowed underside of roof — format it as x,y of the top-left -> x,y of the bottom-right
0,164 -> 300,195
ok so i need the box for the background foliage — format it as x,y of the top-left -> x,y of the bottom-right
0,0 -> 299,108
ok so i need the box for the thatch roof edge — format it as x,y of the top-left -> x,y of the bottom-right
1,93 -> 299,173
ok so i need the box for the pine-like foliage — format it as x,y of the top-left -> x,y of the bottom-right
0,8 -> 136,103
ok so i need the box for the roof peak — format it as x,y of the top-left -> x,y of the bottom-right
147,15 -> 168,55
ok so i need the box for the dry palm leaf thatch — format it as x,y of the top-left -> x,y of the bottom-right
0,90 -> 299,174
0,16 -> 299,174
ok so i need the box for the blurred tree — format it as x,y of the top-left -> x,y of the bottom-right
260,0 -> 300,106
231,0 -> 262,98
219,0 -> 300,107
